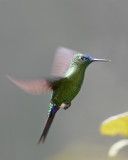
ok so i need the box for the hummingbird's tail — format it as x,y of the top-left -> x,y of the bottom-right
38,103 -> 58,144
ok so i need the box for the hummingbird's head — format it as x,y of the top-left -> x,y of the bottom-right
72,53 -> 110,67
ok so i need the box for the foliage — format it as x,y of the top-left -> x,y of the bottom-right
100,112 -> 128,157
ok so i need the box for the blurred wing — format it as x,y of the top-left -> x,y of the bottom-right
52,47 -> 77,77
7,75 -> 52,95
108,139 -> 128,157
100,112 -> 128,136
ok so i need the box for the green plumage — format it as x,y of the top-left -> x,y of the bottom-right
7,48 -> 109,144
51,62 -> 87,107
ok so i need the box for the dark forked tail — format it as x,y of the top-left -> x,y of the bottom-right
38,103 -> 58,144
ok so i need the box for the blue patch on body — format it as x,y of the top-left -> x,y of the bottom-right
48,103 -> 58,115
52,105 -> 58,114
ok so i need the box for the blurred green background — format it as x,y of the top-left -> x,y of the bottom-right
1,0 -> 128,159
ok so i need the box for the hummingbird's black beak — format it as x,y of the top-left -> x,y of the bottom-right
92,58 -> 111,62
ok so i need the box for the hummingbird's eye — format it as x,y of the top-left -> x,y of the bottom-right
81,56 -> 87,61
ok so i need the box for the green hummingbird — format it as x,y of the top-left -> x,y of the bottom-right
7,47 -> 110,144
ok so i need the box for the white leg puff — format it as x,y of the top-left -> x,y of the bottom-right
60,103 -> 71,110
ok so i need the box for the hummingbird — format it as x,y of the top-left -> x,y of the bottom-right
7,47 -> 110,144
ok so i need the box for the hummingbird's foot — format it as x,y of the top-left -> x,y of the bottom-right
60,103 -> 71,110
